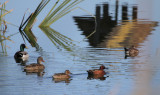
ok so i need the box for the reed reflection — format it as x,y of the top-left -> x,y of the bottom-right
19,29 -> 39,50
73,2 -> 158,48
39,27 -> 75,51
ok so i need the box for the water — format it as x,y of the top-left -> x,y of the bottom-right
1,0 -> 160,95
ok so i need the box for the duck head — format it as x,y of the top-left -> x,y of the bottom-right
99,65 -> 106,70
20,44 -> 28,51
65,70 -> 71,75
37,56 -> 45,64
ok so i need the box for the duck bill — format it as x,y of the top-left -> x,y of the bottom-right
42,60 -> 45,62
25,46 -> 28,49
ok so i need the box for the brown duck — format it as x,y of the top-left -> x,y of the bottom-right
124,45 -> 139,57
24,56 -> 45,71
53,70 -> 71,79
87,65 -> 106,75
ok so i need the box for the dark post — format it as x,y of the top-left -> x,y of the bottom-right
132,6 -> 138,20
122,5 -> 128,20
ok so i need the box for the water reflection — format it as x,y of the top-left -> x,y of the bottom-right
124,45 -> 139,59
24,69 -> 45,76
25,71 -> 45,76
53,78 -> 71,83
73,2 -> 158,48
87,74 -> 108,80
39,27 -> 75,51
19,29 -> 39,50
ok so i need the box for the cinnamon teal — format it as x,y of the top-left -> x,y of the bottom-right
87,65 -> 106,75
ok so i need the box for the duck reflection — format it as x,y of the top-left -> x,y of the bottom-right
53,78 -> 71,83
73,2 -> 158,48
87,74 -> 107,80
24,69 -> 45,76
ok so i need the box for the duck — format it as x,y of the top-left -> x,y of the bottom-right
14,44 -> 29,59
24,56 -> 45,72
124,45 -> 139,57
87,65 -> 106,75
53,70 -> 71,79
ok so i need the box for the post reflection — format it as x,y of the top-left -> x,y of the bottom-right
73,2 -> 158,48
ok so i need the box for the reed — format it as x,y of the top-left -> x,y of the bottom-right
0,1 -> 13,29
0,1 -> 13,55
19,0 -> 50,30
39,0 -> 83,27
18,0 -> 49,50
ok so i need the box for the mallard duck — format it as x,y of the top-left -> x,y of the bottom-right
14,44 -> 29,59
53,70 -> 71,79
24,56 -> 45,72
87,65 -> 106,75
124,45 -> 139,57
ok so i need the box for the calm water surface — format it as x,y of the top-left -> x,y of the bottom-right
1,0 -> 160,95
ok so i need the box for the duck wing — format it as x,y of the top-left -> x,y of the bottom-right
24,63 -> 45,70
93,69 -> 106,75
53,73 -> 70,79
128,48 -> 139,56
14,51 -> 28,58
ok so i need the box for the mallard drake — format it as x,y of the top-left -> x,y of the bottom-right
53,70 -> 71,79
87,65 -> 106,75
24,56 -> 45,71
124,45 -> 139,57
14,44 -> 29,59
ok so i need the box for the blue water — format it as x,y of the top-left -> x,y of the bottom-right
1,0 -> 160,95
